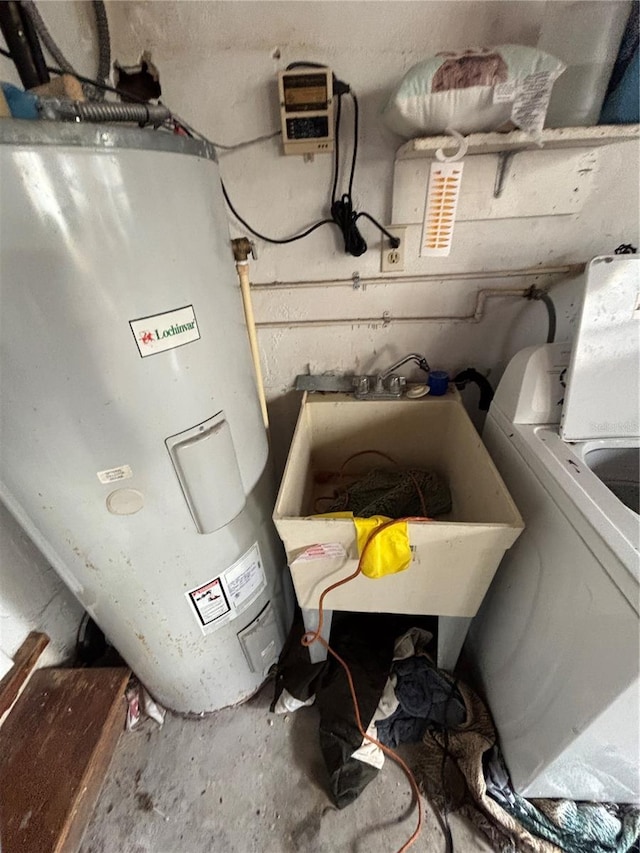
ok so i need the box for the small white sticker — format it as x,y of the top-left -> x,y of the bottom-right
187,577 -> 230,629
130,305 -> 200,358
186,543 -> 267,635
292,543 -> 347,563
493,80 -> 517,103
97,464 -> 133,484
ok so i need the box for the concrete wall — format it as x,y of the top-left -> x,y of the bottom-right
0,503 -> 83,677
0,1 -> 637,654
21,0 -> 634,450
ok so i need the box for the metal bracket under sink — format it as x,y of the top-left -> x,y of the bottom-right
294,372 -> 406,399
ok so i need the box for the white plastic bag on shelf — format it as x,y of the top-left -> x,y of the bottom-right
382,45 -> 565,138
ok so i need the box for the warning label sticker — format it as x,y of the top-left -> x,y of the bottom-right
291,543 -> 347,563
186,543 -> 266,634
187,577 -> 230,628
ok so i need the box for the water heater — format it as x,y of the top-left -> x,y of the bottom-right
0,121 -> 290,714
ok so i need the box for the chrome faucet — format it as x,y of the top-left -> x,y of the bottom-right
352,352 -> 430,399
379,352 -> 430,380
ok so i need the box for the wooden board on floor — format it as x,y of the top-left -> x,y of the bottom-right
0,631 -> 49,721
0,667 -> 130,853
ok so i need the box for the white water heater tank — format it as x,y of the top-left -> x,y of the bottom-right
0,121 -> 290,714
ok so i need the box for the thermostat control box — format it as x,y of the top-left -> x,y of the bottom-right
278,69 -> 334,156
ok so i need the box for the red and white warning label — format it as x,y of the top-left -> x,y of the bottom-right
186,543 -> 266,634
187,577 -> 230,628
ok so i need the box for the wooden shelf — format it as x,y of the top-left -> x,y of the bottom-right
396,124 -> 640,160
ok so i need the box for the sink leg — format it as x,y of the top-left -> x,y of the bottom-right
301,608 -> 332,664
437,616 -> 472,672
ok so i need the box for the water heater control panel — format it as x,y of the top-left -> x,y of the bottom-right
278,68 -> 334,156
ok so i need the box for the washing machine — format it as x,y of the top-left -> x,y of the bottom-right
468,255 -> 639,803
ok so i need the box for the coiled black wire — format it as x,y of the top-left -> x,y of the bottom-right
221,74 -> 400,256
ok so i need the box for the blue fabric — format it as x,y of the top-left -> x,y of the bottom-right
1,82 -> 39,119
376,655 -> 465,748
600,48 -> 639,124
485,747 -> 640,853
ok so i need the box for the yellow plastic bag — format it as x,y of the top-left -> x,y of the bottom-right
316,512 -> 411,579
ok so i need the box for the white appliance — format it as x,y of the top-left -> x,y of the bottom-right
0,121 -> 290,714
469,255 -> 639,803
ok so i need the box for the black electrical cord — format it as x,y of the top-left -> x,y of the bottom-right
0,43 -> 148,102
526,286 -> 557,344
537,290 -> 557,344
1,45 -> 400,256
221,64 -> 400,256
453,368 -> 494,411
220,181 -> 334,245
1,44 -> 276,150
437,675 -> 461,853
285,61 -> 328,71
330,89 -> 368,256
0,2 -> 48,88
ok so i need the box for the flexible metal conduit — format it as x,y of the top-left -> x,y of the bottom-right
39,99 -> 171,126
92,0 -> 111,89
20,0 -> 74,74
252,264 -> 582,329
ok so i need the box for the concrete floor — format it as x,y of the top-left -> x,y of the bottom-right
81,681 -> 494,853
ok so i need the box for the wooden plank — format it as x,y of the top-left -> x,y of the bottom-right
0,631 -> 49,721
0,667 -> 130,853
56,671 -> 129,853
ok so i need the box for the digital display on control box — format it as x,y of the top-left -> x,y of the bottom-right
286,116 -> 329,140
283,73 -> 329,112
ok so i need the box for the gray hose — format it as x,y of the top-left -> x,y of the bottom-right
537,290 -> 557,344
39,99 -> 171,127
21,0 -> 111,100
92,0 -> 110,91
20,0 -> 75,75
527,287 -> 557,344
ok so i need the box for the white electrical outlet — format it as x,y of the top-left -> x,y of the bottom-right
380,226 -> 406,273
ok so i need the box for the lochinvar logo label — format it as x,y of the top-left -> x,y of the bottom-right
130,305 -> 200,357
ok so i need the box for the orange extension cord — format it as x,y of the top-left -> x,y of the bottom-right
301,516 -> 430,853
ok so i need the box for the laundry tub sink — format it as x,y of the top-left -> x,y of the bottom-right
273,390 -> 523,669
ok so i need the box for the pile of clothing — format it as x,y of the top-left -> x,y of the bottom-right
272,613 -> 640,853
